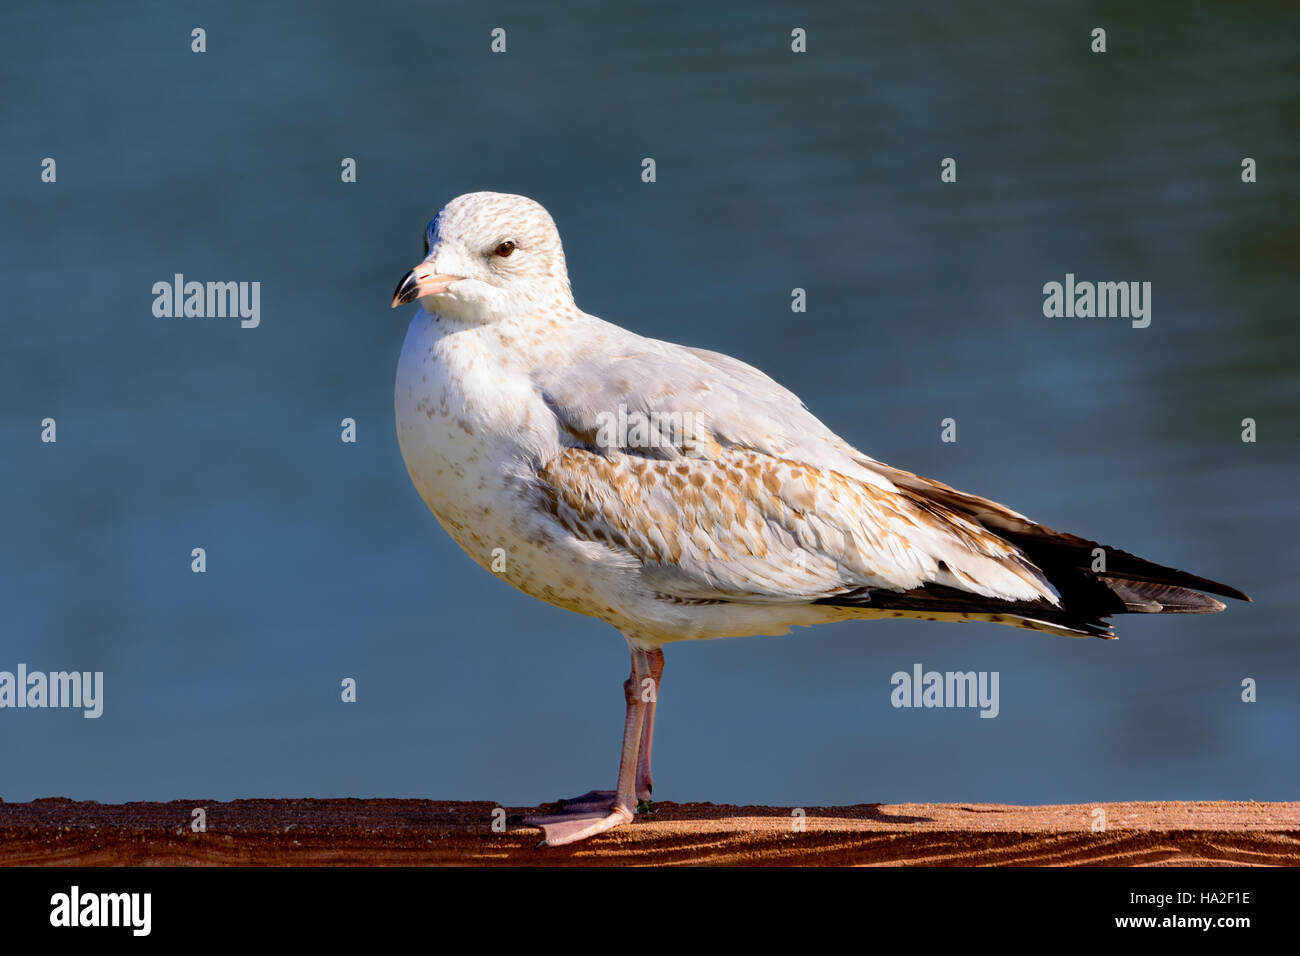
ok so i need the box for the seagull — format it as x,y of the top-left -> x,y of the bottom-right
390,191 -> 1249,846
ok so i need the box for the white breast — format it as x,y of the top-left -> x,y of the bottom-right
394,310 -> 631,621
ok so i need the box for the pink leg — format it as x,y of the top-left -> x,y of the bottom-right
636,649 -> 664,803
521,646 -> 658,847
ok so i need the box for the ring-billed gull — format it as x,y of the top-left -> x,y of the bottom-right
390,191 -> 1249,846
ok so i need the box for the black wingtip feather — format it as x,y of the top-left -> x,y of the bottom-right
843,459 -> 1250,635
1099,577 -> 1229,614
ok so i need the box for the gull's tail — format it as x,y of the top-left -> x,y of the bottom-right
823,458 -> 1251,639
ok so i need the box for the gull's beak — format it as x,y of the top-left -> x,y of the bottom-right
391,264 -> 464,307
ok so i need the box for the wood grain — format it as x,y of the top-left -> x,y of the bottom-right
2,798 -> 1296,866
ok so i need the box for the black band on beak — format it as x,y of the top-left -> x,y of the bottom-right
392,270 -> 420,307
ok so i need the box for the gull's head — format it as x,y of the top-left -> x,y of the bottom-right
391,191 -> 573,324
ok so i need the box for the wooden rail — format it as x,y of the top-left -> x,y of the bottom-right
2,798 -> 1296,866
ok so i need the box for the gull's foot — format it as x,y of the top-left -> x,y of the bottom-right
521,800 -> 634,847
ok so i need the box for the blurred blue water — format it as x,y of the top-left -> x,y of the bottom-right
2,1 -> 1297,806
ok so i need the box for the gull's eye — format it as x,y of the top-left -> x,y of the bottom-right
494,240 -> 516,258
423,234 -> 430,257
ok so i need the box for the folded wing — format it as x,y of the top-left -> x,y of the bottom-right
532,325 -> 1247,639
